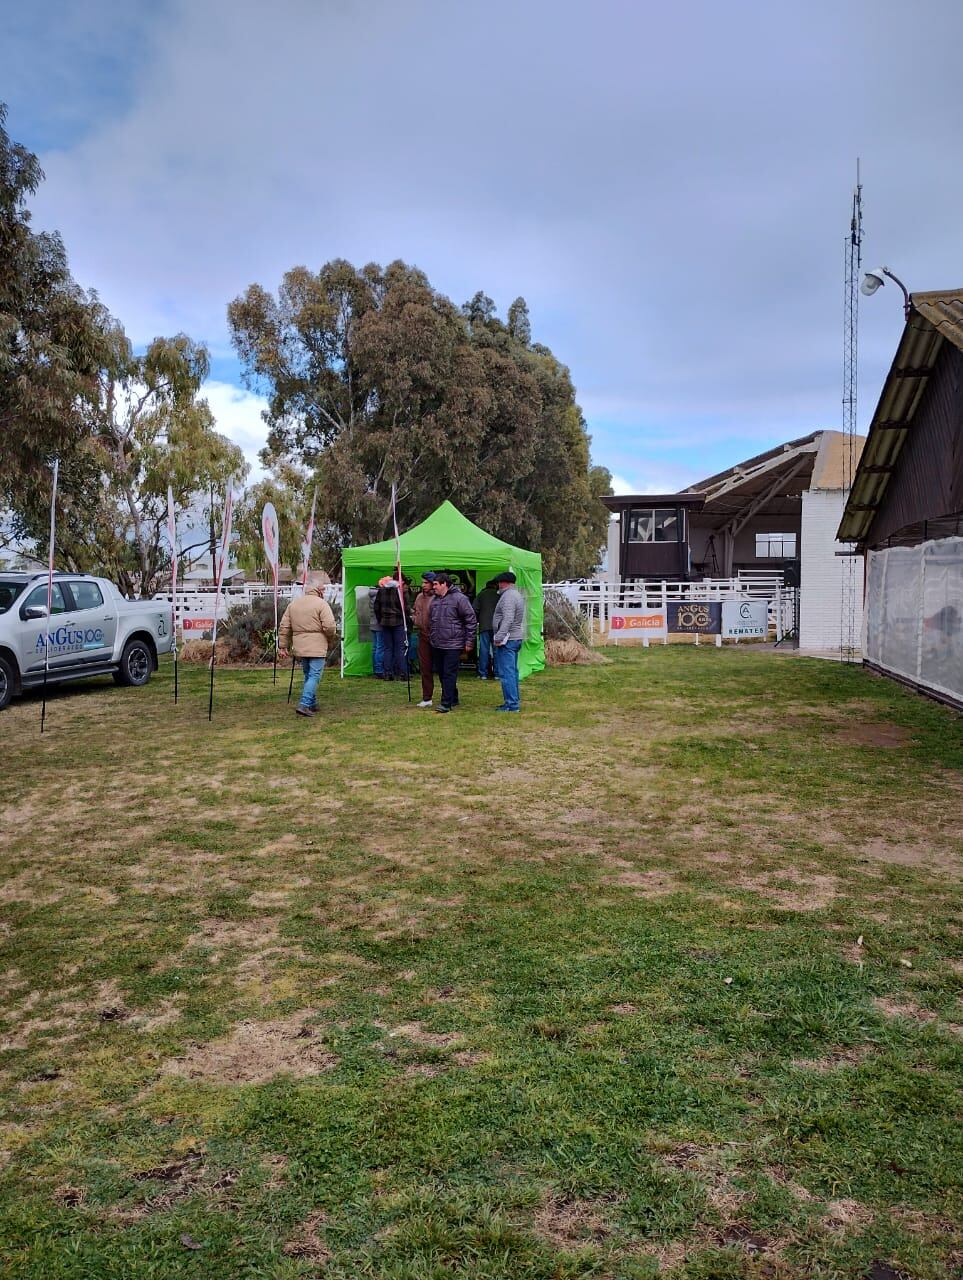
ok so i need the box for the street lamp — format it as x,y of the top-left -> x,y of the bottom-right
861,265 -> 911,318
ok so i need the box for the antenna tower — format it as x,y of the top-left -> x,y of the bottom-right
840,163 -> 862,662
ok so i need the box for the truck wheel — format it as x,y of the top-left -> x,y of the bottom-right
113,639 -> 154,687
0,656 -> 14,710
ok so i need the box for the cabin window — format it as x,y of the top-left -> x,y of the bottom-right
755,532 -> 797,558
627,508 -> 680,543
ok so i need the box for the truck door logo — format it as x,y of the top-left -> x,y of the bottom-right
35,627 -> 105,654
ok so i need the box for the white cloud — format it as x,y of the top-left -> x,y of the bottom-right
13,0 -> 963,486
202,380 -> 270,482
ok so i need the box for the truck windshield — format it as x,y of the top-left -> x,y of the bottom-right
0,581 -> 26,615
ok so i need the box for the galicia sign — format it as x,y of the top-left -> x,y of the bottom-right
610,607 -> 667,638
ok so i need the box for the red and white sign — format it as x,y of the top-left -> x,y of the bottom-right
182,617 -> 216,632
261,503 -> 280,569
610,607 -> 667,637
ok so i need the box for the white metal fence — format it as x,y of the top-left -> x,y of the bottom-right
155,573 -> 796,642
544,573 -> 796,641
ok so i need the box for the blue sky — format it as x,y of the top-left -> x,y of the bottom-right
4,0 -> 963,493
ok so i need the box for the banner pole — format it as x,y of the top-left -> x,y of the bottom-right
208,483 -> 233,723
390,483 -> 412,703
167,485 -> 178,704
272,564 -> 279,685
40,457 -> 59,735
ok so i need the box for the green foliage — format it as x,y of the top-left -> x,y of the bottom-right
221,595 -> 279,661
0,107 -> 246,595
0,104 -> 113,523
228,259 -> 612,577
542,588 -> 590,644
12,328 -> 248,597
221,594 -> 342,664
232,459 -> 312,577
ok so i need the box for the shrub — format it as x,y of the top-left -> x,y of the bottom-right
214,596 -> 343,664
542,588 -> 590,646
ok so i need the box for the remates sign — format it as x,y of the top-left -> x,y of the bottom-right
722,598 -> 769,638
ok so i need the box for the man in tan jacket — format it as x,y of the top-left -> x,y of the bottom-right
278,572 -> 337,717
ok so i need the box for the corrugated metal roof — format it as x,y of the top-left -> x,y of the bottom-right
838,288 -> 963,544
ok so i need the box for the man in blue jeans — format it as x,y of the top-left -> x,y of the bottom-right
492,571 -> 525,712
277,573 -> 338,717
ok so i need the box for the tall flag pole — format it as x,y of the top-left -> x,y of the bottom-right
40,458 -> 59,735
261,501 -> 281,684
207,482 -> 234,722
289,488 -> 317,702
167,485 -> 179,703
390,483 -> 412,704
301,487 -> 317,587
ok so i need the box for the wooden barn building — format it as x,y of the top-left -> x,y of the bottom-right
603,429 -> 865,652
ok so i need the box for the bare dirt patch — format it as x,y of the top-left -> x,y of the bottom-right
386,1022 -> 462,1050
533,1190 -> 616,1247
857,837 -> 962,873
824,1198 -> 873,1231
735,871 -> 837,911
871,996 -> 962,1034
837,721 -> 912,749
602,858 -> 680,897
792,1045 -> 875,1071
187,915 -> 279,955
163,1013 -> 336,1084
136,999 -> 183,1033
282,1210 -> 330,1262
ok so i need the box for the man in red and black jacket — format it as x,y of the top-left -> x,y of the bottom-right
412,572 -> 437,707
428,574 -> 478,713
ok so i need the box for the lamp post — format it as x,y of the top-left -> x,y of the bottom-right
860,266 -> 911,319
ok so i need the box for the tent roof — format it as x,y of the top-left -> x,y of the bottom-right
342,501 -> 540,570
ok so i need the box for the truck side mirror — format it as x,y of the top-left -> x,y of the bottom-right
23,605 -> 48,620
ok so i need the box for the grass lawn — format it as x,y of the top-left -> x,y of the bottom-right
1,648 -> 961,1279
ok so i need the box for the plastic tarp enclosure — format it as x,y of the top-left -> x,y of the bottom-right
340,501 -> 545,679
865,536 -> 963,703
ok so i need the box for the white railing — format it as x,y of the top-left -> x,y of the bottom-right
153,582 -> 344,634
544,576 -> 796,642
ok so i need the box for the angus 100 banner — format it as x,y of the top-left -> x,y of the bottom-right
667,601 -> 722,634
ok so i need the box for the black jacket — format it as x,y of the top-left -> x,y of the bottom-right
373,583 -> 412,629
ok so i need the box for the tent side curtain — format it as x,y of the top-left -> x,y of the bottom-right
340,501 -> 544,679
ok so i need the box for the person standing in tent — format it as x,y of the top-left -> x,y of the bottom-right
373,574 -> 412,681
492,571 -> 526,713
429,573 -> 477,713
472,578 -> 500,680
412,572 -> 437,707
278,572 -> 337,718
368,583 -> 385,679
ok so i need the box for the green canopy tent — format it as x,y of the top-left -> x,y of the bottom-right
340,501 -> 544,679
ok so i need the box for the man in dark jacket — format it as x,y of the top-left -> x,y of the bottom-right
373,576 -> 412,681
429,574 -> 478,713
472,578 -> 499,680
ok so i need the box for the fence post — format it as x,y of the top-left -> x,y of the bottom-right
775,585 -> 783,642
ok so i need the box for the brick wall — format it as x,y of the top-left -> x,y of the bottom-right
799,489 -> 863,653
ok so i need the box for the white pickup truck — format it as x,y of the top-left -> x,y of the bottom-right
0,573 -> 173,710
